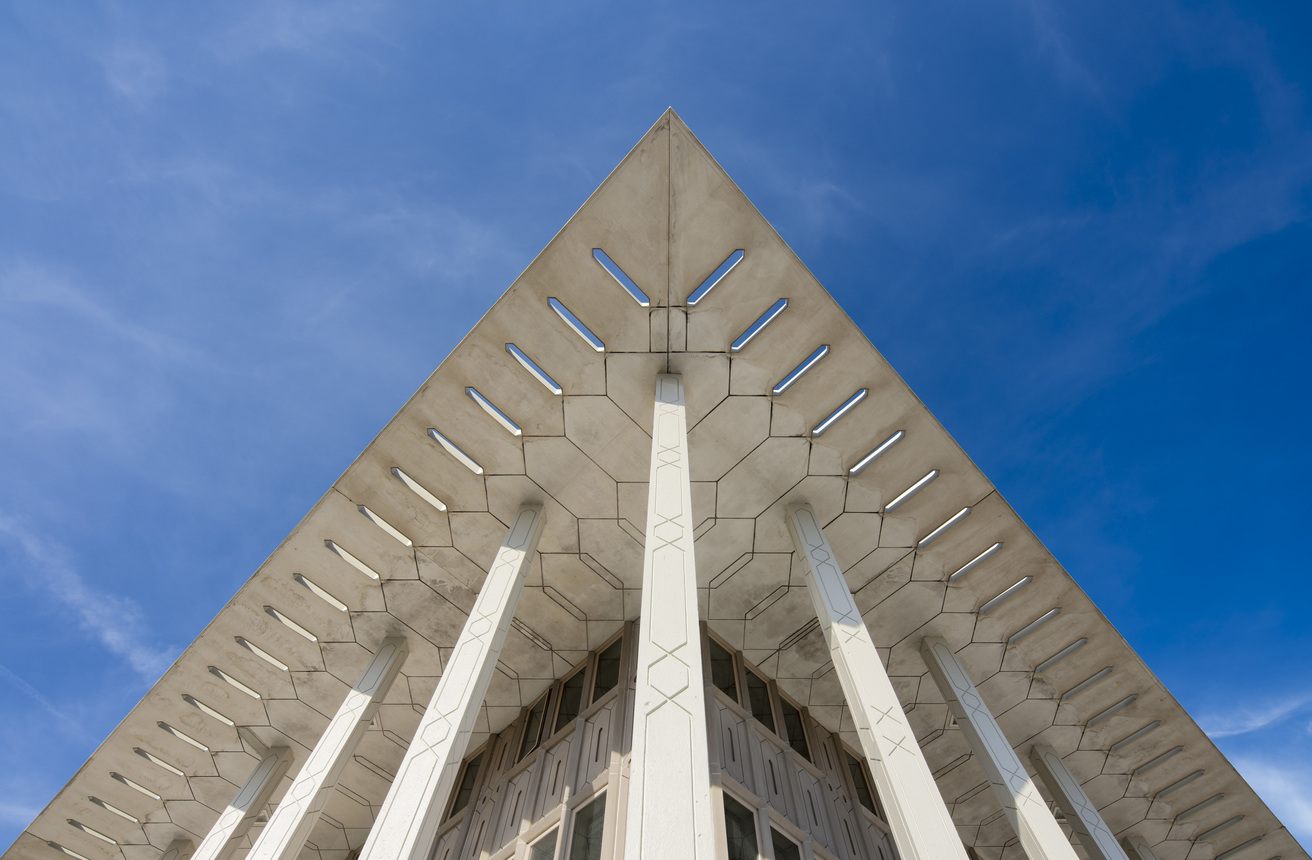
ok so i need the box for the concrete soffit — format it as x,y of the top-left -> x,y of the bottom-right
7,110 -> 1305,860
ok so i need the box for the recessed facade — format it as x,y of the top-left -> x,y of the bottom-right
5,110 -> 1303,860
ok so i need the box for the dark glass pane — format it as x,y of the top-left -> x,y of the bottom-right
568,794 -> 606,860
448,753 -> 482,817
771,829 -> 802,860
846,753 -> 881,815
722,794 -> 758,860
708,638 -> 738,702
528,828 -> 558,860
780,699 -> 810,761
745,670 -> 775,733
592,638 -> 622,702
519,693 -> 550,760
555,669 -> 587,732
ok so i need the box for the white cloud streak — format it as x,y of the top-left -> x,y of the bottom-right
0,515 -> 174,682
1201,695 -> 1312,739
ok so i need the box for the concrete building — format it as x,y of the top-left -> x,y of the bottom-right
5,110 -> 1303,860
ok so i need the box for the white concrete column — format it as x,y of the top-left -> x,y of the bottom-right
787,505 -> 967,860
357,506 -> 544,860
921,637 -> 1078,860
192,747 -> 293,860
248,637 -> 409,860
623,374 -> 717,860
1121,835 -> 1161,860
1030,745 -> 1129,860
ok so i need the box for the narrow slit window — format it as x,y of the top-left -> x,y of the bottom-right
885,469 -> 939,511
518,691 -> 551,761
446,752 -> 482,819
770,830 -> 802,860
182,694 -> 234,727
88,797 -> 138,824
528,829 -> 559,860
846,753 -> 884,818
812,389 -> 868,436
67,821 -> 115,845
849,430 -> 905,476
780,698 -> 811,761
707,638 -> 738,702
110,772 -> 159,801
427,428 -> 486,474
293,573 -> 348,612
772,345 -> 829,396
1061,667 -> 1113,701
358,505 -> 413,546
1008,608 -> 1060,644
390,466 -> 447,512
325,539 -> 381,581
687,249 -> 744,306
918,507 -> 971,547
745,670 -> 775,733
555,668 -> 587,733
265,604 -> 318,641
731,298 -> 788,352
1035,638 -> 1087,674
209,665 -> 261,699
506,343 -> 563,395
591,637 -> 622,703
568,792 -> 606,860
548,298 -> 605,352
721,794 -> 758,860
466,387 -> 522,436
979,576 -> 1032,614
592,248 -> 650,306
948,542 -> 1003,583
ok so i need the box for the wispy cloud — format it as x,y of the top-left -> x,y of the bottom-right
1201,694 -> 1312,739
0,665 -> 87,741
0,515 -> 174,682
101,43 -> 167,107
0,261 -> 199,362
0,802 -> 40,830
1231,755 -> 1312,844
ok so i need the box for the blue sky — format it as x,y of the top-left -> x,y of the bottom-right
1,0 -> 1310,849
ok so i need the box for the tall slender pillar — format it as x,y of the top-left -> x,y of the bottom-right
921,637 -> 1078,860
192,747 -> 293,860
357,506 -> 544,860
787,505 -> 967,860
248,637 -> 409,860
1030,745 -> 1129,860
623,374 -> 717,860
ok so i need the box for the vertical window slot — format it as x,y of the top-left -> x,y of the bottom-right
592,248 -> 650,307
548,297 -> 605,352
812,389 -> 868,436
731,299 -> 788,352
772,345 -> 829,396
686,249 -> 744,306
505,343 -> 563,395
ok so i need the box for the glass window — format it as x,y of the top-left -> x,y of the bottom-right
744,669 -> 775,733
568,793 -> 606,860
592,638 -> 622,702
708,638 -> 738,702
519,692 -> 551,760
555,668 -> 587,732
770,829 -> 802,860
780,698 -> 810,761
447,752 -> 482,818
722,794 -> 758,860
846,752 -> 883,817
528,828 -> 558,860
